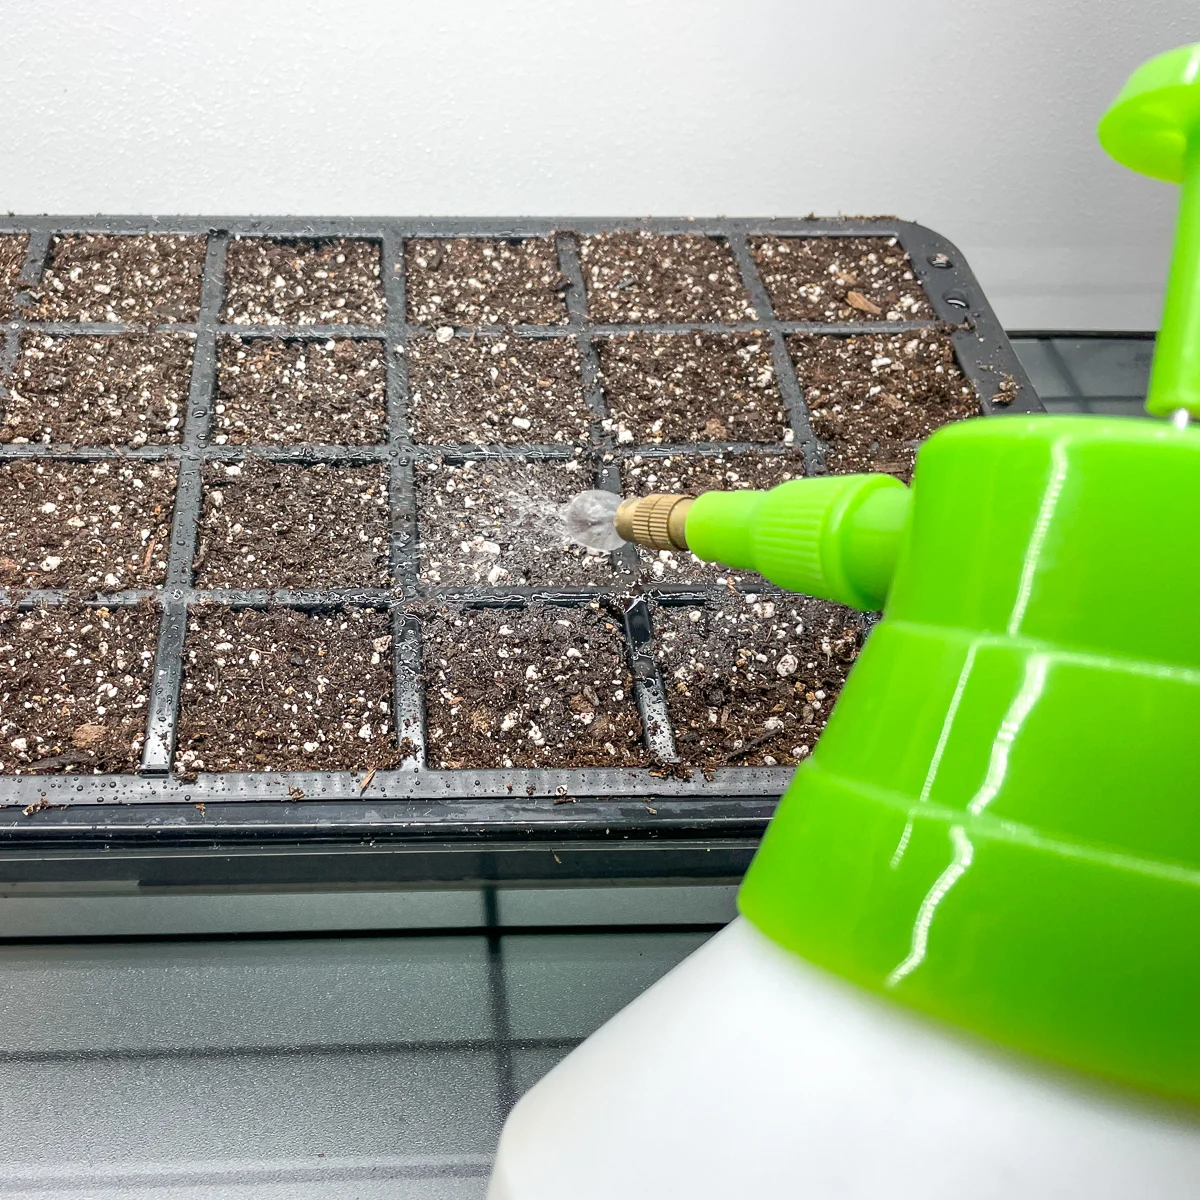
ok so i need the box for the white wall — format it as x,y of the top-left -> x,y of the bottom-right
1,0 -> 1195,330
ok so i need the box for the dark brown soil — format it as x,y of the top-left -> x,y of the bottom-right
750,237 -> 931,323
224,238 -> 385,326
0,234 -> 28,321
0,461 -> 176,590
407,334 -> 589,446
653,593 -> 865,768
175,606 -> 402,776
416,457 -> 613,588
597,334 -> 788,445
580,233 -> 756,324
214,337 -> 386,445
420,603 -> 644,769
194,460 -> 390,590
21,235 -> 205,324
0,603 -> 159,774
405,238 -> 569,327
619,452 -> 804,583
790,329 -> 977,482
2,333 -> 194,446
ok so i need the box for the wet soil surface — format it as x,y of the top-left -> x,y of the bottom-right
405,238 -> 569,327
597,333 -> 788,444
224,238 -> 385,326
22,235 -> 205,324
194,460 -> 390,590
0,234 -> 28,321
416,457 -> 612,588
789,329 -> 976,482
654,593 -> 865,769
407,334 -> 590,446
0,460 -> 176,591
175,606 -> 401,776
214,337 -> 387,445
619,451 -> 804,583
2,333 -> 194,446
0,603 -> 158,774
420,603 -> 644,769
580,233 -> 756,324
750,236 -> 931,323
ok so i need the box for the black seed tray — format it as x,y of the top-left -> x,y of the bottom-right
0,216 -> 1038,885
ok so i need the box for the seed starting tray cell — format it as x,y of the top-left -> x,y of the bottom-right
0,217 -> 1037,863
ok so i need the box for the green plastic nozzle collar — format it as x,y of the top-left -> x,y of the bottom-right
685,474 -> 911,610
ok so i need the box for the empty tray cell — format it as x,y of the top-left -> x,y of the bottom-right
2,333 -> 194,447
580,232 -> 756,324
213,336 -> 387,445
417,457 -> 612,588
0,460 -> 176,590
789,329 -> 976,482
21,234 -> 205,324
194,460 -> 390,590
0,234 -> 29,320
405,238 -> 569,327
597,333 -> 787,444
0,603 -> 159,774
750,236 -> 931,323
653,593 -> 864,769
420,603 -> 644,769
407,334 -> 589,446
175,606 -> 400,776
620,451 -> 804,583
223,238 -> 385,326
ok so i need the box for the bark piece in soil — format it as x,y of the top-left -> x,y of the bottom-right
405,238 -> 569,327
653,593 -> 865,769
214,337 -> 387,445
224,238 -> 385,326
0,603 -> 159,774
20,234 -> 205,324
581,232 -> 756,324
619,451 -> 804,583
175,606 -> 401,776
420,603 -> 644,769
597,333 -> 788,445
417,457 -> 613,588
750,236 -> 931,323
789,329 -> 977,482
2,333 -> 194,447
0,234 -> 29,321
0,460 -> 177,590
407,334 -> 590,446
194,460 -> 390,590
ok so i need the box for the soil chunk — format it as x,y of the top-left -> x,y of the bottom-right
2,333 -> 193,446
789,329 -> 976,482
0,460 -> 176,590
581,233 -> 756,324
417,457 -> 612,588
214,337 -> 386,445
0,234 -> 28,320
175,606 -> 400,775
0,603 -> 159,774
750,236 -> 931,323
654,593 -> 865,768
194,460 -> 390,590
405,238 -> 568,326
21,234 -> 205,324
420,603 -> 644,769
224,238 -> 385,326
407,335 -> 589,446
597,334 -> 787,444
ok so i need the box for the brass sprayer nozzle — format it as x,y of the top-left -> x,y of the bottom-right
614,493 -> 695,552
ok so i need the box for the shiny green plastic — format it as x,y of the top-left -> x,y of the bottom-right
736,415 -> 1200,1101
1099,43 -> 1200,416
